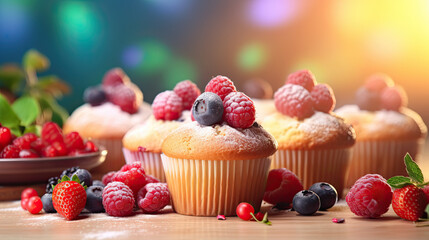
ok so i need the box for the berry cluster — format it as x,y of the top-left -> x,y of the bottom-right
264,168 -> 338,215
347,153 -> 429,221
274,70 -> 336,119
192,75 -> 256,128
356,73 -> 408,111
0,122 -> 98,159
84,68 -> 143,114
152,80 -> 201,120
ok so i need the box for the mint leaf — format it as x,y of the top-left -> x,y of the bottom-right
11,96 -> 40,126
404,153 -> 424,183
0,94 -> 20,128
387,176 -> 413,188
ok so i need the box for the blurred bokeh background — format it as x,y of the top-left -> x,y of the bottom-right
0,0 -> 428,125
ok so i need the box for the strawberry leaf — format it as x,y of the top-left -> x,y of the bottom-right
404,153 -> 424,183
387,176 -> 413,189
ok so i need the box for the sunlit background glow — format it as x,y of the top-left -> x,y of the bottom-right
0,0 -> 428,125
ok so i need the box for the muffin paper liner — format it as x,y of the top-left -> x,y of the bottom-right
161,155 -> 271,216
272,148 -> 351,197
123,149 -> 165,182
91,138 -> 125,176
345,139 -> 424,187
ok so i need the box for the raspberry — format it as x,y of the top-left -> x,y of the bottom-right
41,122 -> 64,145
173,80 -> 201,110
102,171 -> 117,186
64,132 -> 85,151
274,84 -> 314,119
12,137 -> 32,150
52,141 -> 68,156
41,145 -> 58,157
346,174 -> 392,218
310,84 -> 336,113
355,87 -> 381,111
0,127 -> 12,146
205,75 -> 237,100
223,92 -> 256,128
152,91 -> 183,121
145,175 -> 160,184
102,68 -> 130,87
105,84 -> 141,114
1,145 -> 20,158
137,183 -> 170,213
102,182 -> 135,217
422,185 -> 429,204
30,138 -> 46,153
380,86 -> 408,111
263,168 -> 304,205
85,140 -> 98,152
114,163 -> 147,195
19,149 -> 39,158
286,70 -> 316,92
364,73 -> 394,92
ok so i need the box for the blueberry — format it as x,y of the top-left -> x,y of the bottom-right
292,190 -> 320,215
41,193 -> 56,213
309,182 -> 337,210
92,180 -> 105,188
85,186 -> 105,213
71,169 -> 93,187
192,92 -> 223,126
83,86 -> 106,106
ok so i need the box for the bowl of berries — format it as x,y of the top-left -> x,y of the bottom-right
0,122 -> 107,184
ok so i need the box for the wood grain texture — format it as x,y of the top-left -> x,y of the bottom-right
0,201 -> 428,240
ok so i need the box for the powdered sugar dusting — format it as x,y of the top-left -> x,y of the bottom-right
298,111 -> 342,135
83,231 -> 128,240
0,206 -> 21,212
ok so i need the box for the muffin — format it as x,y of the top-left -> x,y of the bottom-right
64,68 -> 151,176
242,78 -> 276,122
262,70 -> 356,195
336,74 -> 427,187
161,76 -> 278,216
122,80 -> 200,182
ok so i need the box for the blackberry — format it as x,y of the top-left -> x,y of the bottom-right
60,166 -> 80,179
46,177 -> 59,194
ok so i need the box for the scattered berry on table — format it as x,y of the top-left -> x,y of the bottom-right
236,202 -> 255,221
102,181 -> 135,217
137,183 -> 170,213
21,188 -> 38,200
27,196 -> 43,214
46,177 -> 59,194
86,185 -> 105,213
292,190 -> 321,215
0,127 -> 12,146
274,84 -> 314,119
102,171 -> 117,186
223,92 -> 256,128
192,92 -> 224,126
252,212 -> 264,221
346,174 -> 392,218
71,169 -> 93,187
205,75 -> 237,100
392,185 -> 427,221
217,215 -> 226,220
332,217 -> 345,223
286,70 -> 316,92
380,86 -> 408,111
19,149 -> 39,158
21,198 -> 29,210
41,193 -> 56,213
41,122 -> 64,145
52,175 -> 87,220
64,132 -> 85,152
264,168 -> 303,205
92,180 -> 105,188
102,68 -> 130,87
173,80 -> 201,110
114,163 -> 147,196
355,87 -> 381,111
364,73 -> 393,92
83,86 -> 106,106
310,84 -> 336,113
152,91 -> 183,121
309,182 -> 337,210
1,145 -> 21,158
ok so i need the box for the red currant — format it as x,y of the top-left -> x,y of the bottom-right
21,188 -> 38,200
21,198 -> 29,210
236,202 -> 255,221
0,127 -> 12,146
27,196 -> 43,214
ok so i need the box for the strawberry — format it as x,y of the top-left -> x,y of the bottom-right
392,185 -> 427,221
387,153 -> 429,222
52,175 -> 87,220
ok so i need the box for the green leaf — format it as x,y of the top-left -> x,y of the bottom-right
0,94 -> 21,128
11,96 -> 40,126
404,153 -> 424,183
387,176 -> 413,188
39,94 -> 69,127
23,49 -> 50,72
0,64 -> 24,92
23,125 -> 41,136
